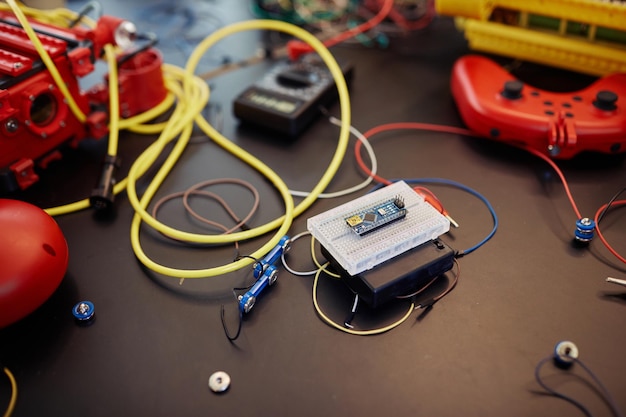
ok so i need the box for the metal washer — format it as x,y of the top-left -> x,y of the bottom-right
208,371 -> 231,393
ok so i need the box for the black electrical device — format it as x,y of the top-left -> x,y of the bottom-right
233,54 -> 353,137
321,239 -> 456,308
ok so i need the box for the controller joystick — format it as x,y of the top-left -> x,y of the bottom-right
501,80 -> 524,100
450,55 -> 626,159
593,90 -> 618,111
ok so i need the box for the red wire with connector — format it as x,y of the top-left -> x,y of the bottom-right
522,148 -> 625,264
521,147 -> 583,219
594,200 -> 626,264
353,122 -> 482,225
287,0 -> 395,60
353,122 -> 482,185
353,121 -> 625,266
412,185 -> 459,227
413,186 -> 443,211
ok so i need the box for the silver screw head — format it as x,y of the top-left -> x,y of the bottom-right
208,371 -> 231,393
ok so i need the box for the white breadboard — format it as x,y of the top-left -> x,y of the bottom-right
307,181 -> 450,276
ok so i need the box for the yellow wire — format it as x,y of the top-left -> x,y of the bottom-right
104,44 -> 120,157
0,2 -> 95,28
191,21 -> 351,223
44,38 -> 128,217
44,199 -> 91,217
126,21 -> 349,243
2,367 -> 17,417
5,0 -> 88,123
310,233 -> 340,278
43,43 -> 180,218
307,235 -> 415,335
43,79 -> 186,218
9,4 -> 352,279
312,266 -> 415,335
118,94 -> 176,133
125,19 -> 351,278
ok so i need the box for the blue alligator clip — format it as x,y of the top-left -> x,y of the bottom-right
239,235 -> 290,314
252,235 -> 290,279
238,264 -> 278,313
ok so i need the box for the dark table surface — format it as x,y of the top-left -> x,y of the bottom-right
1,1 -> 625,416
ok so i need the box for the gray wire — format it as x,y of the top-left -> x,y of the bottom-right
280,231 -> 319,276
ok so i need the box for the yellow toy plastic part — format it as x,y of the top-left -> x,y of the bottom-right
436,0 -> 626,76
458,19 -> 626,76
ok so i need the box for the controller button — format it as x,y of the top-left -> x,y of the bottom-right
572,95 -> 582,101
593,90 -> 618,111
545,110 -> 555,116
543,100 -> 553,106
501,80 -> 523,99
565,112 -> 574,118
562,102 -> 572,108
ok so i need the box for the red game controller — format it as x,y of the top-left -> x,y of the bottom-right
450,55 -> 626,159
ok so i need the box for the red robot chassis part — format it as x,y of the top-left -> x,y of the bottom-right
0,12 -> 167,193
450,55 -> 626,159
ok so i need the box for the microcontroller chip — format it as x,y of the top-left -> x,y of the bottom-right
363,212 -> 377,222
345,197 -> 407,236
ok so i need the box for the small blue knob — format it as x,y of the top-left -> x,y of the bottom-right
72,301 -> 95,322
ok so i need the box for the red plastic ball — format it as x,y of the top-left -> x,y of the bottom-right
0,199 -> 68,328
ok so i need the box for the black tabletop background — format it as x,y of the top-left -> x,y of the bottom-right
1,1 -> 625,416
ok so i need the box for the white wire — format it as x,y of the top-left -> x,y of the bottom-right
289,116 -> 378,199
280,230 -> 320,276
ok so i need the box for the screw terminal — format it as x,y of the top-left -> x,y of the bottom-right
72,301 -> 95,322
252,235 -> 290,279
574,217 -> 595,243
553,340 -> 579,369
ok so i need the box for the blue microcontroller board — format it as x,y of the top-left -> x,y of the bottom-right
345,197 -> 407,236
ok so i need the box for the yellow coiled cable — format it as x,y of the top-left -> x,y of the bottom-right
4,2 -> 352,279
